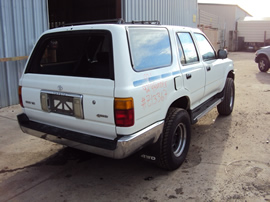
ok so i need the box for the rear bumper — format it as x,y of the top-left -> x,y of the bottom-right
17,113 -> 164,159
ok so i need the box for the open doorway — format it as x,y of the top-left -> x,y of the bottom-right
48,0 -> 121,28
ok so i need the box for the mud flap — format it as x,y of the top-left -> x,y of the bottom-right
138,140 -> 161,164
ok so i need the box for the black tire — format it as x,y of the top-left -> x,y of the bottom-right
217,78 -> 235,115
258,57 -> 270,72
158,108 -> 191,171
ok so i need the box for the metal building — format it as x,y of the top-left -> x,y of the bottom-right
198,3 -> 251,51
48,0 -> 197,28
198,9 -> 225,51
0,0 -> 48,108
0,0 -> 198,108
237,17 -> 270,50
123,0 -> 197,27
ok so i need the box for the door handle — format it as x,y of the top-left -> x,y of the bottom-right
186,74 -> 192,79
206,66 -> 211,71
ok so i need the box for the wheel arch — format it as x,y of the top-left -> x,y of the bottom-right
227,70 -> 235,80
168,96 -> 190,111
257,53 -> 270,62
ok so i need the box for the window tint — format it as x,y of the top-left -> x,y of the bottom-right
177,32 -> 199,64
194,33 -> 216,60
128,28 -> 172,71
26,31 -> 114,79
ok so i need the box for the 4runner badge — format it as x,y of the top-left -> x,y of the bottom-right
97,114 -> 108,118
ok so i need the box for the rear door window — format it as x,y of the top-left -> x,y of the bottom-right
177,32 -> 199,65
26,30 -> 114,79
128,27 -> 172,71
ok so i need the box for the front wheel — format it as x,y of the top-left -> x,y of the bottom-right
258,57 -> 270,72
217,78 -> 235,115
158,108 -> 191,171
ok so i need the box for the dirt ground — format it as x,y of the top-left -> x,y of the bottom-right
0,52 -> 270,202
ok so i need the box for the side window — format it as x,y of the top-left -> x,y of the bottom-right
128,28 -> 172,71
176,36 -> 185,64
177,32 -> 199,65
194,33 -> 216,60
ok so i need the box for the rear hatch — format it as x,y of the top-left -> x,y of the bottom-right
20,29 -> 116,140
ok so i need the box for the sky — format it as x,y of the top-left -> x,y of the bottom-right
198,0 -> 270,17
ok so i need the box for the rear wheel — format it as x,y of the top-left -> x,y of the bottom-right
258,57 -> 270,72
217,78 -> 235,115
158,108 -> 191,170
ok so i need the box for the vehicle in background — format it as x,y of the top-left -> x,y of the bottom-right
255,46 -> 270,72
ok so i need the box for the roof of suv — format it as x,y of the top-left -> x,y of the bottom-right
44,19 -> 201,35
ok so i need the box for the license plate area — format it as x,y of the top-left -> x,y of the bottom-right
41,90 -> 84,119
50,94 -> 74,116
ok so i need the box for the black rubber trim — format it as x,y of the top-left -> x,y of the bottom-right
17,113 -> 117,150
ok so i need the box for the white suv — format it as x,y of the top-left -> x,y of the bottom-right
17,20 -> 235,170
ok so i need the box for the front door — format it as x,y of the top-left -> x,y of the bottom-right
194,33 -> 225,100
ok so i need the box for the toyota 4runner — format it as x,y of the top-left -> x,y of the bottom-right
17,19 -> 235,170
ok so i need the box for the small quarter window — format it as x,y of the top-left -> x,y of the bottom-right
176,35 -> 185,65
128,28 -> 172,71
177,32 -> 199,65
194,33 -> 216,60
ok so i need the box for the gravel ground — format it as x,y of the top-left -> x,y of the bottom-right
0,51 -> 270,202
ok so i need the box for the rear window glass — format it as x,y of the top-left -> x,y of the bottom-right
177,32 -> 199,64
26,30 -> 114,79
128,27 -> 172,71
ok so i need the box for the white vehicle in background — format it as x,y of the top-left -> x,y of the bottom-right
17,19 -> 235,170
255,46 -> 270,72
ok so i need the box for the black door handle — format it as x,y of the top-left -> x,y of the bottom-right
186,74 -> 192,79
206,66 -> 211,71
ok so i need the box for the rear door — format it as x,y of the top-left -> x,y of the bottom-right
176,32 -> 206,108
21,30 -> 116,140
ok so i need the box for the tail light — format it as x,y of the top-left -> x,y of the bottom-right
114,98 -> 134,127
18,85 -> 24,108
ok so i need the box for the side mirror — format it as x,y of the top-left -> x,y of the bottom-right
217,49 -> 228,59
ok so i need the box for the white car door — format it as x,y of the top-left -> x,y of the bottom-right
176,32 -> 206,108
194,33 -> 225,99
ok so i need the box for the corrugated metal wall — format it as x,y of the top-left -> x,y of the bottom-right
198,9 -> 226,50
122,0 -> 198,27
198,9 -> 220,29
0,0 -> 198,108
238,18 -> 270,43
0,0 -> 48,108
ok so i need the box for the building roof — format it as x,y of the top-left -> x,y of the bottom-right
239,16 -> 270,21
198,3 -> 252,17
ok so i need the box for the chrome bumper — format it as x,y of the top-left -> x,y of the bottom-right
17,113 -> 164,159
